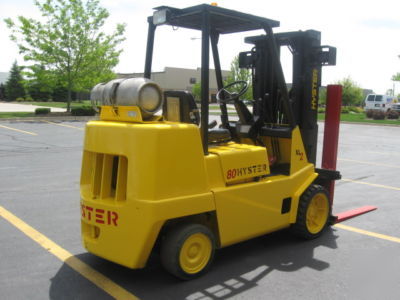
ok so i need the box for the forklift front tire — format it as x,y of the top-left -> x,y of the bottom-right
161,223 -> 216,280
291,184 -> 330,240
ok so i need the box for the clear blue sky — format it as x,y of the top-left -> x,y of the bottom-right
1,0 -> 400,94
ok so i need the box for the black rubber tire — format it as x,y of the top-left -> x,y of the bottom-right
160,223 -> 216,280
291,184 -> 331,240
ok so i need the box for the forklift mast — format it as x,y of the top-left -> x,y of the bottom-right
243,31 -> 336,164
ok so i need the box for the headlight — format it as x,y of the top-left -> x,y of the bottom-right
153,9 -> 170,25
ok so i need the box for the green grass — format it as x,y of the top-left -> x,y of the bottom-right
209,105 -> 235,111
318,113 -> 400,125
0,100 -> 91,119
210,111 -> 400,125
17,100 -> 91,109
3,106 -> 399,125
0,112 -> 35,118
209,111 -> 239,116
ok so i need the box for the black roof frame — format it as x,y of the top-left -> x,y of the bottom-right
152,4 -> 279,34
144,4 -> 294,154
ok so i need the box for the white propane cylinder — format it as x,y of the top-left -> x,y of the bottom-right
90,77 -> 163,119
90,82 -> 106,110
115,78 -> 163,118
103,78 -> 126,105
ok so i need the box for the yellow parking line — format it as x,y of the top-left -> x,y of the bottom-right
0,206 -> 139,300
42,120 -> 83,130
341,178 -> 400,191
0,124 -> 37,136
339,158 -> 400,169
335,223 -> 400,244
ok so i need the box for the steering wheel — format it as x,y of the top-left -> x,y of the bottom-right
216,80 -> 248,103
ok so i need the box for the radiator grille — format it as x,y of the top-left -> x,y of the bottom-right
87,152 -> 128,203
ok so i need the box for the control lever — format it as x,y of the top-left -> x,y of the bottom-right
208,120 -> 217,129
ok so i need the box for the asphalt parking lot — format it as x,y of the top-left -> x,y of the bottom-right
0,119 -> 399,300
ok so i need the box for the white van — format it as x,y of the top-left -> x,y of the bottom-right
391,102 -> 400,112
364,94 -> 395,112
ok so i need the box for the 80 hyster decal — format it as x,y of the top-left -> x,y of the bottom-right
227,164 -> 268,180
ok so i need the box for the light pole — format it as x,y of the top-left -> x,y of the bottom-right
393,81 -> 395,97
392,55 -> 400,97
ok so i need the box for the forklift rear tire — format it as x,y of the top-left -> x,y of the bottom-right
160,223 -> 216,280
291,184 -> 330,240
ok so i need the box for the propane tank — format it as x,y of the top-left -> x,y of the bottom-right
90,77 -> 163,119
102,78 -> 126,105
90,82 -> 106,111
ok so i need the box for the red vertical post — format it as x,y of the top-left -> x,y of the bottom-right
322,85 -> 342,206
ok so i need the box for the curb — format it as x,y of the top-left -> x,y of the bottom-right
1,116 -> 399,127
335,121 -> 400,128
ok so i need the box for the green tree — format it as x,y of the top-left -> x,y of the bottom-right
25,64 -> 54,101
5,61 -> 26,101
0,83 -> 6,100
224,55 -> 253,100
318,87 -> 327,105
5,0 -> 126,111
335,77 -> 363,106
192,81 -> 201,101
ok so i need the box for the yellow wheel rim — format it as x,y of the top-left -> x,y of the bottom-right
179,233 -> 212,274
306,193 -> 329,234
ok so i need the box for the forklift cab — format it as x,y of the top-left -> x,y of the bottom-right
148,5 -> 336,163
82,4 -> 340,280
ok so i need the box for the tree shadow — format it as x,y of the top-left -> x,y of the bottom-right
49,228 -> 338,300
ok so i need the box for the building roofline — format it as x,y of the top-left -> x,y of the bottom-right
117,66 -> 230,76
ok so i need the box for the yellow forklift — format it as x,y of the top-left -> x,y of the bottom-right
81,4 -> 339,280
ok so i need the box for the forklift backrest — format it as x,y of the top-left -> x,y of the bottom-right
162,91 -> 200,125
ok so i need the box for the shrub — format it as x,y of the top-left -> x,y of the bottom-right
372,110 -> 385,120
318,107 -> 325,113
16,97 -> 25,102
71,106 -> 96,116
348,106 -> 363,113
386,110 -> 399,120
341,107 -> 350,114
365,110 -> 374,118
25,96 -> 33,102
35,107 -> 51,115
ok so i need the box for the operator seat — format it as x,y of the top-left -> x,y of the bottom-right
163,91 -> 200,125
162,91 -> 231,143
208,128 -> 231,143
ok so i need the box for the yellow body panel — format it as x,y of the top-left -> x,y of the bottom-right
290,127 -> 309,174
204,154 -> 225,189
213,164 -> 316,247
209,143 -> 270,184
100,106 -> 162,123
81,119 -> 215,268
80,108 -> 318,269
